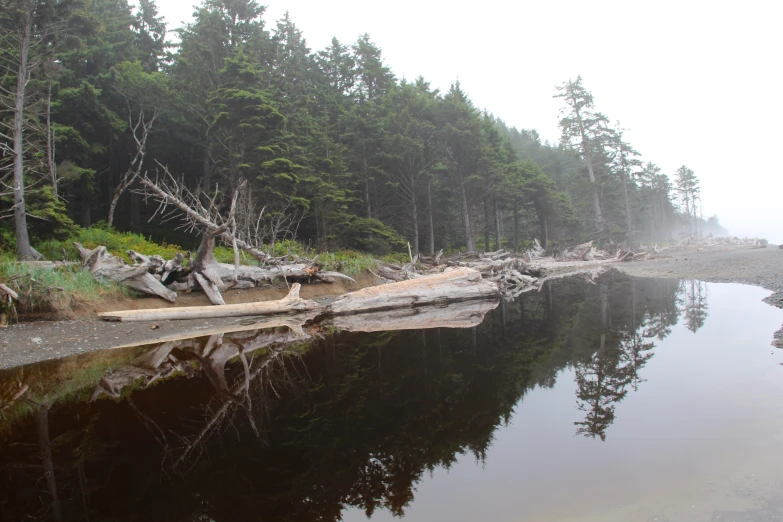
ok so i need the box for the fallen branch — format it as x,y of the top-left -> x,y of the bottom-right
74,243 -> 177,303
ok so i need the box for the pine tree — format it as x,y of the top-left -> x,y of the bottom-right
555,76 -> 614,241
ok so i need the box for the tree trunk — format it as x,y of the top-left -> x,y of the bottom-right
46,80 -> 56,196
574,104 -> 604,238
36,407 -> 64,522
13,9 -> 37,261
410,173 -> 419,254
362,133 -> 372,219
541,214 -> 549,249
80,177 -> 92,227
427,180 -> 435,254
107,187 -> 122,227
513,205 -> 519,252
493,199 -> 501,250
621,171 -> 633,246
483,199 -> 490,251
460,184 -> 475,252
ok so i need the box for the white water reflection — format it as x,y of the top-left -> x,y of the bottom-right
344,282 -> 783,522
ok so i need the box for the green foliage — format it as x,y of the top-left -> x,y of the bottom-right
319,250 -> 377,277
24,186 -> 80,240
35,224 -> 184,262
339,217 -> 407,255
0,257 -> 130,316
3,0 -> 698,260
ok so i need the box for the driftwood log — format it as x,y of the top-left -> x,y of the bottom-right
328,267 -> 497,315
75,243 -> 177,303
99,283 -> 320,322
99,268 -> 499,322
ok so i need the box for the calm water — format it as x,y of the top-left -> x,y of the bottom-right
1,272 -> 783,522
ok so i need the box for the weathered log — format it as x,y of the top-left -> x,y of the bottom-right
99,283 -> 320,322
75,243 -> 177,303
100,268 -> 498,322
127,250 -> 166,271
160,252 -> 184,284
327,267 -> 499,316
0,283 -> 19,301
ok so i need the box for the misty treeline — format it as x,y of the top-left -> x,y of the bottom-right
0,0 -> 726,260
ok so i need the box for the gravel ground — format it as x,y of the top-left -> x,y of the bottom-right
617,244 -> 783,347
3,245 -> 783,369
617,245 -> 783,303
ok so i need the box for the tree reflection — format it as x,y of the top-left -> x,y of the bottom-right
573,275 -> 681,440
682,279 -> 709,333
0,271 -> 690,521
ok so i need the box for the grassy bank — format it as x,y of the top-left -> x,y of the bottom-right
0,255 -> 131,318
2,227 -> 405,320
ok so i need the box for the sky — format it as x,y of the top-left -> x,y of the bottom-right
155,0 -> 783,242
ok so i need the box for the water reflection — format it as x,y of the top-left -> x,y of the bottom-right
0,273 -> 743,522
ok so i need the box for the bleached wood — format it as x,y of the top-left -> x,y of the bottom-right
75,242 -> 177,303
327,267 -> 498,316
98,283 -> 320,322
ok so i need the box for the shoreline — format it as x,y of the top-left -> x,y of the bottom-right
3,245 -> 782,370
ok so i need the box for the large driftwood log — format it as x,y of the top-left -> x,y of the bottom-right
99,283 -> 320,322
327,267 -> 499,316
99,268 -> 498,322
74,243 -> 177,303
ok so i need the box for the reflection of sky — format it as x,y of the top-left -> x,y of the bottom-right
343,282 -> 783,522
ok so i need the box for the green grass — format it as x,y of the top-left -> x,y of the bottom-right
36,225 -> 184,264
0,256 -> 130,316
319,250 -> 379,277
0,346 -> 150,435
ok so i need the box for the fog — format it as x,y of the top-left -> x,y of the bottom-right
158,0 -> 783,243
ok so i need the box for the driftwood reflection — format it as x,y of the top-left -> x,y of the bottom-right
0,272 -> 701,521
89,299 -> 499,474
92,324 -> 309,473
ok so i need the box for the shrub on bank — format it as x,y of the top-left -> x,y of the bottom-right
36,224 -> 184,263
0,255 -> 130,317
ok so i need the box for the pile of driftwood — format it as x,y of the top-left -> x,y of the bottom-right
99,267 -> 499,322
76,172 -> 353,305
75,241 -> 352,306
366,243 -> 615,303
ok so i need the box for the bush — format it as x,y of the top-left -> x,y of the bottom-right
320,250 -> 377,278
0,258 -> 130,316
339,217 -> 407,255
36,223 -> 185,263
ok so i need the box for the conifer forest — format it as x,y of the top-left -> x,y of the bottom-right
0,0 -> 726,261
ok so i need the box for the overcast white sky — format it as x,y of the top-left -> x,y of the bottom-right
156,0 -> 783,242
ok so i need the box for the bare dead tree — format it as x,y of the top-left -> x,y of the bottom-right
139,163 -> 270,263
107,101 -> 158,227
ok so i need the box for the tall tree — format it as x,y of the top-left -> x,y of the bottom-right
674,165 -> 700,236
555,76 -> 613,241
608,123 -> 641,246
439,82 -> 484,252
